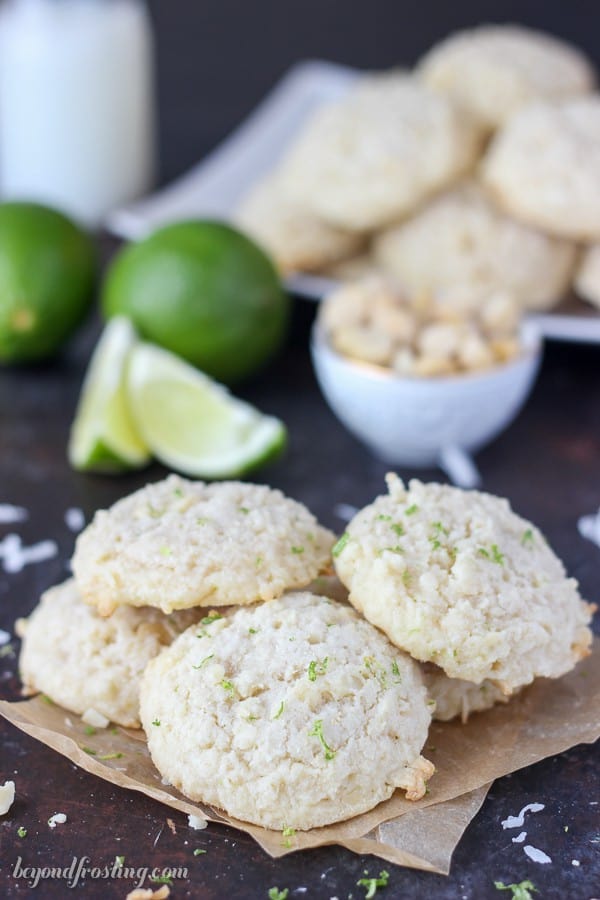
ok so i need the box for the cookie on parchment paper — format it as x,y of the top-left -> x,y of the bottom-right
18,578 -> 201,728
373,181 -> 576,312
333,474 -> 594,692
279,72 -> 483,232
418,24 -> 595,132
421,662 -> 512,723
140,592 -> 434,830
481,96 -> 600,240
72,475 -> 336,616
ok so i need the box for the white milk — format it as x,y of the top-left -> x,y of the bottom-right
0,0 -> 156,227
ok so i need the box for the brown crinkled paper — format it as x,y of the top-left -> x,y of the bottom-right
1,642 -> 599,875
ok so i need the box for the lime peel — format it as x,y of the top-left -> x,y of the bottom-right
68,317 -> 150,472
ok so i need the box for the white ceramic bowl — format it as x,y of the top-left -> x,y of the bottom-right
311,321 -> 542,476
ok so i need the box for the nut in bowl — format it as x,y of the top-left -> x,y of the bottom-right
311,279 -> 542,482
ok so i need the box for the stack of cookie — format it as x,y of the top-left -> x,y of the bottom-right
17,473 -> 594,831
236,24 -> 600,314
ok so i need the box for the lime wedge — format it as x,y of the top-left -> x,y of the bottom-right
68,317 -> 151,472
126,343 -> 287,478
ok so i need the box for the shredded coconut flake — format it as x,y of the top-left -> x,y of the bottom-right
0,534 -> 58,573
502,802 -> 545,829
578,510 -> 600,548
512,831 -> 527,843
0,504 -> 27,524
48,812 -> 67,828
188,814 -> 207,830
523,844 -> 552,864
333,503 -> 359,522
572,859 -> 580,867
81,708 -> 110,729
0,780 -> 15,815
65,508 -> 85,533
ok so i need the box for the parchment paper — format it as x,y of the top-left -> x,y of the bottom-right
1,642 -> 599,875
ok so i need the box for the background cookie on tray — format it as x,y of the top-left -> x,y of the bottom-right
333,474 -> 594,692
481,96 -> 600,240
235,172 -> 364,274
17,579 -> 202,728
140,592 -> 434,830
575,244 -> 600,309
372,180 -> 577,311
278,72 -> 483,232
418,24 -> 595,132
72,475 -> 336,615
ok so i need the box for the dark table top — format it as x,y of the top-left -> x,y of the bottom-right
2,4 -> 600,896
0,293 -> 599,899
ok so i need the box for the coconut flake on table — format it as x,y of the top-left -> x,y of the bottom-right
81,708 -> 110,729
48,812 -> 67,828
512,831 -> 527,843
578,509 -> 600,548
524,845 -> 552,864
0,504 -> 27,524
333,502 -> 359,522
188,814 -> 207,830
501,802 -> 545,829
0,780 -> 15,815
64,508 -> 85,532
0,534 -> 58,573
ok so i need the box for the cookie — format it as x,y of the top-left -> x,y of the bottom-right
140,592 -> 434,830
279,72 -> 483,232
373,181 -> 576,311
72,475 -> 335,615
333,474 -> 594,692
235,173 -> 363,273
422,663 -> 511,723
18,579 -> 200,727
574,244 -> 600,309
418,25 -> 595,132
481,96 -> 600,240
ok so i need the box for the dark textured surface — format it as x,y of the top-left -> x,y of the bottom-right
145,0 -> 600,185
1,2 -> 600,896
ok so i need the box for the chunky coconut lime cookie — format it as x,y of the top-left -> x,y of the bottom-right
418,25 -> 595,132
481,96 -> 600,240
279,72 -> 483,232
373,181 -> 576,312
575,244 -> 600,309
333,475 -> 594,692
72,475 -> 336,615
140,592 -> 434,830
18,579 -> 201,728
421,663 -> 512,723
235,172 -> 363,274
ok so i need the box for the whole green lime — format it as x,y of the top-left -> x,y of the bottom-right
102,220 -> 290,384
0,202 -> 95,363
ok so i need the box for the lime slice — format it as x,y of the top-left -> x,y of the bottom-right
126,343 -> 286,478
68,317 -> 151,472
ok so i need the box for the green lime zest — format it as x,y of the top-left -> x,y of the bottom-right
332,533 -> 350,557
357,869 -> 389,898
494,880 -> 538,900
307,657 -> 329,682
309,719 -> 335,760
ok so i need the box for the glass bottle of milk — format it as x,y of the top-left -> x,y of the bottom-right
0,0 -> 156,228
